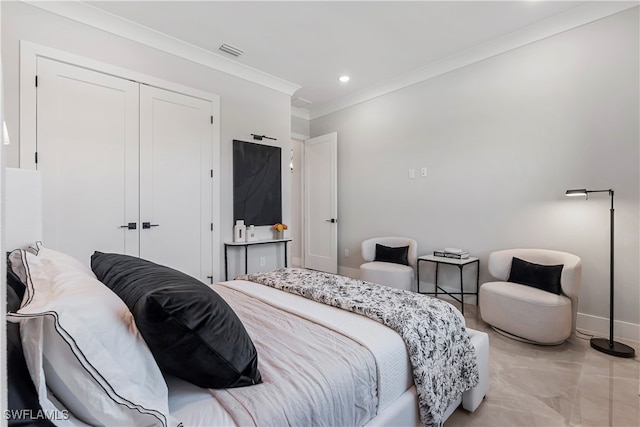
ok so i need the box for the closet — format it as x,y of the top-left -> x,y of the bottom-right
34,57 -> 215,282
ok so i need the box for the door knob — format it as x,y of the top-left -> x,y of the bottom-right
142,222 -> 160,229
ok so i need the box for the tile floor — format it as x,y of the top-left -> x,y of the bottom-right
446,303 -> 640,427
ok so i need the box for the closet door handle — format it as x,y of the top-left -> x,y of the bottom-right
142,222 -> 160,229
120,223 -> 137,230
325,218 -> 337,223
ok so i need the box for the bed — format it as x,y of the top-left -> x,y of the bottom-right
4,168 -> 489,427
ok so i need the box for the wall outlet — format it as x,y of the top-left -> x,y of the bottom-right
344,248 -> 350,258
420,167 -> 427,177
408,168 -> 416,179
259,257 -> 266,267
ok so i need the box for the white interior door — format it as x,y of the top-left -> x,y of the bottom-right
139,85 -> 213,281
37,57 -> 139,262
304,132 -> 338,273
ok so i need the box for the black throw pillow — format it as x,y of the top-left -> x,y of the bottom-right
91,251 -> 262,389
6,286 -> 56,426
374,244 -> 410,266
508,257 -> 564,295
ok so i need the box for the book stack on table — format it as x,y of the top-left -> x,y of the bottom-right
433,248 -> 470,259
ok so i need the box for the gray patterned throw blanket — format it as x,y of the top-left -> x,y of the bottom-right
237,268 -> 479,427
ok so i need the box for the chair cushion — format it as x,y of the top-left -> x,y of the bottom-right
479,281 -> 572,344
374,244 -> 409,265
508,257 -> 563,295
360,261 -> 414,291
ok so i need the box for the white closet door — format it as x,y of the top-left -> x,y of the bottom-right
304,132 -> 338,273
139,85 -> 213,281
37,58 -> 139,262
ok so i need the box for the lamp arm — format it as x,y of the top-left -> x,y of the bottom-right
583,189 -> 613,194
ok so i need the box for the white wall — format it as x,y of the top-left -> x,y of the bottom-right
292,115 -> 310,137
290,137 -> 304,266
1,1 -> 292,280
311,8 -> 640,339
290,115 -> 309,266
0,0 -> 7,414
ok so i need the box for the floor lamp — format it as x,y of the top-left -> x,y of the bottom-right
565,188 -> 635,358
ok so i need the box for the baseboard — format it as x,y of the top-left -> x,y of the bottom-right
292,257 -> 303,268
432,284 -> 639,343
338,265 -> 361,280
576,312 -> 640,343
340,267 -> 640,344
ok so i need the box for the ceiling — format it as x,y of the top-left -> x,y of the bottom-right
81,1 -> 627,116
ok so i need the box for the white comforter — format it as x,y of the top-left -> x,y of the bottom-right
168,280 -> 412,426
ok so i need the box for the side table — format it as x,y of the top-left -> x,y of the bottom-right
417,254 -> 480,315
224,238 -> 292,280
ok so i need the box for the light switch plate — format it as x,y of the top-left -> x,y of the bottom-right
409,168 -> 416,179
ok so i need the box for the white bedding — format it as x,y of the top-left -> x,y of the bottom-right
168,280 -> 414,425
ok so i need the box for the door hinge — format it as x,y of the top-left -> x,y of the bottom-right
34,152 -> 38,164
210,116 -> 213,124
35,75 -> 38,87
210,223 -> 213,231
210,169 -> 213,178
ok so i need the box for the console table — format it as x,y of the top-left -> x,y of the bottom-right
417,254 -> 479,315
224,238 -> 292,280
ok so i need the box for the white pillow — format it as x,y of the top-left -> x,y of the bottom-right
7,248 -> 179,426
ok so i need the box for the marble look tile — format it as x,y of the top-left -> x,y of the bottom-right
444,302 -> 640,427
569,374 -> 640,427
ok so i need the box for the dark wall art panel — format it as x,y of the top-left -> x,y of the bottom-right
233,140 -> 282,226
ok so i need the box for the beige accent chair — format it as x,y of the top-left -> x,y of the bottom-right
479,249 -> 582,345
360,237 -> 418,292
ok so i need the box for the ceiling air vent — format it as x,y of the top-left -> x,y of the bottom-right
219,43 -> 243,57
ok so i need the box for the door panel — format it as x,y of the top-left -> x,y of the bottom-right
37,59 -> 213,280
304,132 -> 338,273
37,58 -> 139,262
139,85 -> 213,281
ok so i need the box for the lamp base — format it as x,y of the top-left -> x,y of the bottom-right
590,337 -> 636,358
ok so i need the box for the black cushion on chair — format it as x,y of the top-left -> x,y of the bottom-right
508,257 -> 564,295
374,244 -> 410,266
90,251 -> 262,389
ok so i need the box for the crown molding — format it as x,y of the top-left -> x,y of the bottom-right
291,107 -> 311,121
21,1 -> 638,118
22,0 -> 301,96
309,1 -> 639,119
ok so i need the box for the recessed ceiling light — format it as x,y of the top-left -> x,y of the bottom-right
339,75 -> 350,83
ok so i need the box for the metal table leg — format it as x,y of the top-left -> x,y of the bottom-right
224,245 -> 229,281
458,265 -> 465,315
284,241 -> 288,267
